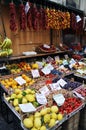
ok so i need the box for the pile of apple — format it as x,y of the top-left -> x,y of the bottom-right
22,105 -> 63,130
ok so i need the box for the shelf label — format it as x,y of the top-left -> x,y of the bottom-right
39,86 -> 50,96
14,76 -> 26,85
36,93 -> 47,105
31,69 -> 40,78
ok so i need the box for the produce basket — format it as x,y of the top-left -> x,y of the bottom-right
36,44 -> 56,53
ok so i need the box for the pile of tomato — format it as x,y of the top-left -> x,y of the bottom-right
59,97 -> 82,114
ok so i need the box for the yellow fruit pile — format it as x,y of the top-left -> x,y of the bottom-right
23,106 -> 63,129
0,74 -> 35,90
5,88 -> 39,113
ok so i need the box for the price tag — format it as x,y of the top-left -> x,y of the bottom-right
36,93 -> 47,105
41,63 -> 54,75
36,61 -> 43,69
49,83 -> 61,91
77,69 -> 84,75
25,2 -> 30,14
19,103 -> 36,113
57,78 -> 67,87
55,56 -> 60,61
69,58 -> 76,64
63,60 -> 68,65
31,69 -> 40,78
46,63 -> 54,71
41,67 -> 50,75
64,54 -> 69,60
76,15 -> 81,23
69,64 -> 73,69
39,86 -> 50,96
53,94 -> 65,106
14,76 -> 26,85
43,44 -> 50,49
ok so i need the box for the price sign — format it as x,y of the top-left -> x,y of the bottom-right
63,60 -> 68,65
31,69 -> 40,78
41,67 -> 50,75
69,58 -> 76,64
19,103 -> 36,113
14,76 -> 26,85
55,56 -> 60,61
36,93 -> 47,105
25,2 -> 30,14
49,83 -> 61,91
57,78 -> 67,87
39,86 -> 50,96
36,61 -> 43,69
64,54 -> 69,60
53,94 -> 65,106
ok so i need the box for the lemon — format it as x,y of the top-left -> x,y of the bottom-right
40,108 -> 47,116
14,89 -> 21,94
40,125 -> 46,130
22,97 -> 27,104
13,99 -> 19,107
34,117 -> 41,129
31,127 -> 38,130
51,106 -> 59,113
23,118 -> 33,128
34,112 -> 41,118
49,119 -> 56,127
44,114 -> 51,123
57,113 -> 63,121
51,112 -> 57,120
14,106 -> 20,112
10,94 -> 17,99
26,94 -> 35,102
17,93 -> 23,99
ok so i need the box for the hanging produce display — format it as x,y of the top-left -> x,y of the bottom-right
19,3 -> 26,31
8,1 -> 83,33
9,1 -> 17,32
46,8 -> 70,30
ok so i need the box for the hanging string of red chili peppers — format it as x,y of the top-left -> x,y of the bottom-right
8,1 -> 83,33
9,1 -> 17,32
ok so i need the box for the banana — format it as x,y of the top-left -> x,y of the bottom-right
1,37 -> 12,49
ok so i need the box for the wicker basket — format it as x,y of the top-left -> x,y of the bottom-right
36,45 -> 56,53
79,106 -> 86,130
